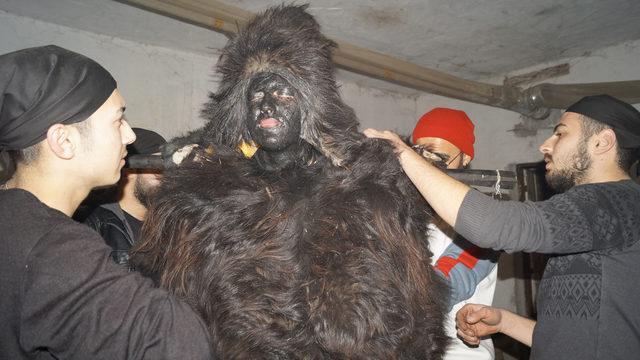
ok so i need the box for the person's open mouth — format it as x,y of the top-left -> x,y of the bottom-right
259,117 -> 282,128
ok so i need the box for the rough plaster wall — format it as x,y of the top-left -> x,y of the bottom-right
414,38 -> 640,314
515,38 -> 640,84
0,10 -> 215,140
0,0 -> 225,58
416,38 -> 640,171
235,0 -> 640,80
338,81 -> 418,133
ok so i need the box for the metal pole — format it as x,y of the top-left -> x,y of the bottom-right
127,155 -> 517,189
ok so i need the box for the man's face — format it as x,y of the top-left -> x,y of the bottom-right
415,137 -> 469,169
539,112 -> 592,192
247,73 -> 301,151
78,89 -> 136,187
133,170 -> 162,208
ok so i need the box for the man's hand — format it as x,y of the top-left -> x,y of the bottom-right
363,129 -> 413,157
456,304 -> 535,347
455,304 -> 503,345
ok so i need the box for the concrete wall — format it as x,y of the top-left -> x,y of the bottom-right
338,74 -> 419,133
0,10 -> 214,139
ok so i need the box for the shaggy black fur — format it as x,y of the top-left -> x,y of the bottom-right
131,4 -> 448,359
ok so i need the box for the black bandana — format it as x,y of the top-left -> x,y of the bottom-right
566,94 -> 640,149
0,45 -> 116,151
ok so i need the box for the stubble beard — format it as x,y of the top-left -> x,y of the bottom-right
133,176 -> 159,208
545,139 -> 591,193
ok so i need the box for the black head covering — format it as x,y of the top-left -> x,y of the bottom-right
0,45 -> 116,151
128,128 -> 166,156
566,94 -> 640,148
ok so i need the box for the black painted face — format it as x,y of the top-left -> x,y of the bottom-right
248,73 -> 302,151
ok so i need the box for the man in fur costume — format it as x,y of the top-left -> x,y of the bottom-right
131,5 -> 448,359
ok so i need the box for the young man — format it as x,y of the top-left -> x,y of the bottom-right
0,45 -> 213,359
413,107 -> 498,360
85,127 -> 166,265
365,95 -> 640,359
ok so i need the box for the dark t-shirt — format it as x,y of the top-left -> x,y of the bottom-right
0,189 -> 214,359
124,210 -> 143,242
456,180 -> 640,359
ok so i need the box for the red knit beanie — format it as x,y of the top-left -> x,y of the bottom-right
411,107 -> 475,159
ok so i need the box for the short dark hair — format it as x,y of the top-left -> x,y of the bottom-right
580,114 -> 639,171
7,142 -> 41,166
7,120 -> 92,167
617,147 -> 638,172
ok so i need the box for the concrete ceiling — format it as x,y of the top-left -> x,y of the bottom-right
242,0 -> 640,80
2,0 -> 640,83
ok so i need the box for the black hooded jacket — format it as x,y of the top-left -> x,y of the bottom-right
84,203 -> 137,265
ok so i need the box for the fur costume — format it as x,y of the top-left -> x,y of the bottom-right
131,5 -> 448,359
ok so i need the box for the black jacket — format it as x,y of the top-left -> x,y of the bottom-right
84,203 -> 136,265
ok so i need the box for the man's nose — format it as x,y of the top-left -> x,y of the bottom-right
121,120 -> 136,145
260,98 -> 275,116
539,137 -> 552,155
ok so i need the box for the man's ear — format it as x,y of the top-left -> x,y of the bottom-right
46,124 -> 76,160
462,153 -> 472,168
592,129 -> 617,155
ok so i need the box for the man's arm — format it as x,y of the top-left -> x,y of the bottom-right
434,240 -> 498,309
21,223 -> 214,359
365,129 -> 637,254
456,304 -> 535,347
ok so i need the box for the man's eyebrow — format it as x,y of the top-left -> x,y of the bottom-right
113,107 -> 126,121
434,152 -> 450,161
553,123 -> 566,132
419,145 -> 449,160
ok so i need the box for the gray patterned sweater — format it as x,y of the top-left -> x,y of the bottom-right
455,180 -> 640,360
